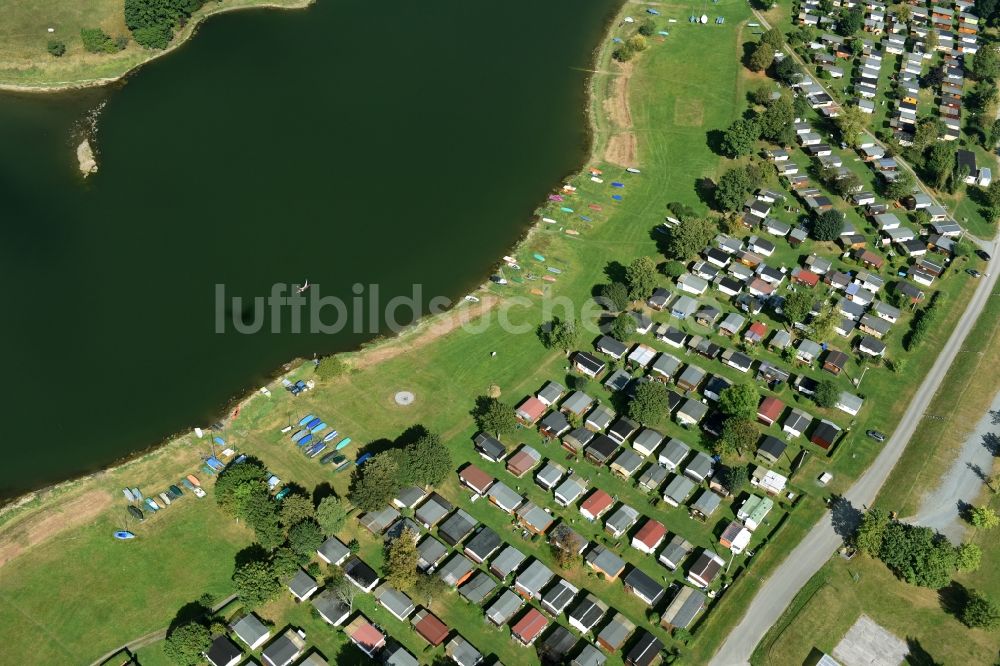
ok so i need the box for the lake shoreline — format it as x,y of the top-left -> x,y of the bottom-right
0,1 -> 628,518
0,0 -> 314,93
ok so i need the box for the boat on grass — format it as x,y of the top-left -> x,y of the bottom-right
127,506 -> 144,521
291,430 -> 309,443
310,422 -> 327,434
306,442 -> 327,458
298,414 -> 314,426
145,498 -> 160,511
114,531 -> 135,540
533,253 -> 546,261
159,492 -> 171,506
123,488 -> 136,502
335,437 -> 352,450
298,434 -> 314,447
626,167 -> 641,173
464,295 -> 480,303
322,430 -> 339,443
186,474 -> 201,487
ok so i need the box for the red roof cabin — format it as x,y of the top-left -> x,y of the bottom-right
515,397 -> 546,425
459,464 -> 494,496
757,396 -> 784,427
631,519 -> 667,554
580,489 -> 614,520
511,608 -> 549,646
411,609 -> 449,647
744,321 -> 768,344
791,267 -> 820,287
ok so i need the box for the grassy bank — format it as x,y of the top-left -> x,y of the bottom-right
0,0 -> 311,89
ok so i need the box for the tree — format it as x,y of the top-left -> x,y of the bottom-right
962,590 -> 1000,628
884,170 -> 915,201
774,57 -> 802,85
716,418 -> 758,456
985,180 -> 1000,209
627,35 -> 647,52
625,256 -> 659,301
164,621 -> 211,666
758,96 -> 794,144
131,23 -> 172,49
404,432 -> 452,486
330,570 -> 359,610
721,117 -> 761,158
970,43 -> 1000,81
663,260 -> 685,278
782,290 -> 813,328
810,305 -> 839,342
232,559 -> 281,608
833,172 -> 863,198
878,521 -> 956,588
814,379 -> 840,408
279,494 -> 315,529
837,6 -> 865,36
922,65 -> 945,89
925,142 -> 957,190
47,40 -> 66,57
719,384 -> 759,419
925,28 -> 938,51
288,519 -> 324,557
813,210 -> 844,241
761,27 -> 783,50
629,381 -> 671,426
549,524 -> 583,570
748,42 -> 775,72
474,397 -> 517,438
835,105 -> 868,146
349,453 -> 403,512
665,217 -> 717,259
599,282 -> 630,311
638,17 -> 656,36
214,458 -> 270,516
725,464 -> 749,495
385,528 -> 420,590
271,546 -> 304,579
612,43 -> 634,62
854,507 -> 889,556
956,542 -> 983,572
316,355 -> 348,379
412,573 -> 448,606
610,312 -> 635,342
539,317 -> 579,353
896,3 -> 912,23
970,505 -> 1000,529
316,495 -> 350,535
715,167 -> 754,212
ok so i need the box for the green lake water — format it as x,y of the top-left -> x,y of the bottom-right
0,0 -> 620,498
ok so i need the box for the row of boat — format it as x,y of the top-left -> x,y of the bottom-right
122,474 -> 205,522
281,414 -> 353,470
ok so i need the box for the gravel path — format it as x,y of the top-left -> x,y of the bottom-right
911,391 -> 1000,542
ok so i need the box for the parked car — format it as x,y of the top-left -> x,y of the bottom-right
977,249 -> 991,261
866,430 -> 887,443
967,268 -> 982,278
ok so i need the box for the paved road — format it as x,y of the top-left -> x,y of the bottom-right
87,593 -> 238,666
710,242 -> 999,665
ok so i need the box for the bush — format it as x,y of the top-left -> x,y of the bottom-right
80,28 -> 120,54
612,43 -> 634,62
904,291 -> 944,350
47,40 -> 66,57
131,24 -> 173,49
638,17 -> 656,36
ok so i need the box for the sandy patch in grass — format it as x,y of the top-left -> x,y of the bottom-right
603,61 -> 636,167
673,97 -> 705,127
0,489 -> 111,567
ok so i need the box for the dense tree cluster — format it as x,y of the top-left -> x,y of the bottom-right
663,217 -> 718,259
854,508 -> 977,589
124,0 -> 207,49
629,381 -> 671,427
715,162 -> 769,212
349,432 -> 452,512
